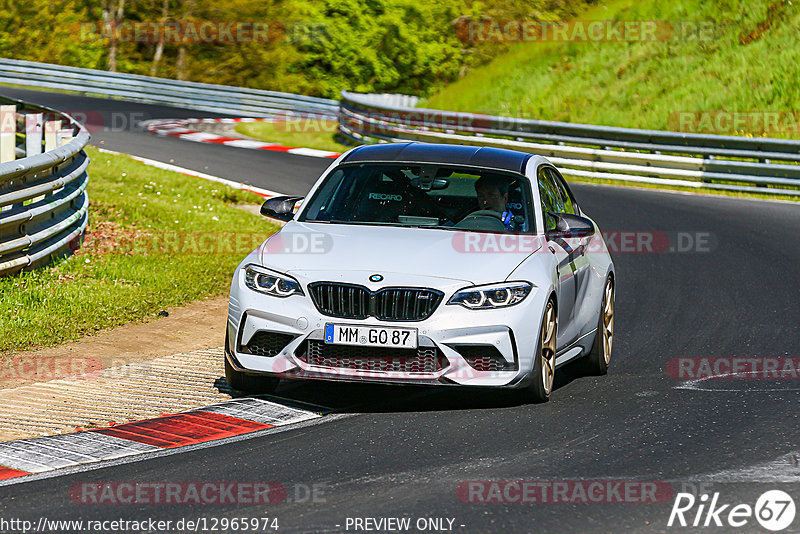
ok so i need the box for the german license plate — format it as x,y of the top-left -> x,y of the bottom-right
324,324 -> 418,349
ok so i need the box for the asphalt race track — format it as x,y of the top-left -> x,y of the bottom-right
1,88 -> 799,533
0,87 -> 330,196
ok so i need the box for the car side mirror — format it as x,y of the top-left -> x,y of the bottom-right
545,212 -> 595,239
260,196 -> 303,222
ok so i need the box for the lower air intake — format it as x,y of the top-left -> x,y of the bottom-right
297,340 -> 448,374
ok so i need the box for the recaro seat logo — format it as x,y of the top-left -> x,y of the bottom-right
668,490 -> 796,531
368,193 -> 402,201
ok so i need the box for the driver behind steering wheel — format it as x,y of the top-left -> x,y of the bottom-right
475,175 -> 517,231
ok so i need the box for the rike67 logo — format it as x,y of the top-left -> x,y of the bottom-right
668,490 -> 796,531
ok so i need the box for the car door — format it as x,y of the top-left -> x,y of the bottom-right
537,166 -> 578,350
548,167 -> 595,339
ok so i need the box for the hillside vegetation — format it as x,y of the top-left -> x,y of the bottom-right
425,0 -> 800,137
0,0 -> 594,98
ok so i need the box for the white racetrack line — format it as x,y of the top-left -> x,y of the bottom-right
96,147 -> 286,198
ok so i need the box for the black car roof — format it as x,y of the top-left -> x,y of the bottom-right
340,142 -> 532,174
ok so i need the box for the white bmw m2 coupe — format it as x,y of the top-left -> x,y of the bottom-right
226,143 -> 614,402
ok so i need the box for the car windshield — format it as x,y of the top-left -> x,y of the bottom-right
299,163 -> 534,233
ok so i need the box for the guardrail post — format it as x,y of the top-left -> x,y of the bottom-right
44,120 -> 61,152
0,105 -> 15,163
0,94 -> 92,276
58,128 -> 73,147
25,113 -> 43,156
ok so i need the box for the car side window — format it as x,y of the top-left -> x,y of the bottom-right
537,167 -> 561,230
546,167 -> 577,215
499,179 -> 527,232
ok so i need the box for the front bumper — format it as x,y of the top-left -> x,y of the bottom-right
228,274 -> 545,389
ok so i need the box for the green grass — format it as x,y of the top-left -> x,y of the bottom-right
234,119 -> 350,153
419,0 -> 800,200
0,146 -> 279,354
424,0 -> 800,139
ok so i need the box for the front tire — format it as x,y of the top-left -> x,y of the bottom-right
584,277 -> 614,375
225,350 -> 280,394
524,299 -> 557,403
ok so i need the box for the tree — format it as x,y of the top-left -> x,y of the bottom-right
150,0 -> 169,76
101,0 -> 127,72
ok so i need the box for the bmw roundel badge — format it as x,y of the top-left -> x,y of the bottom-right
369,274 -> 384,282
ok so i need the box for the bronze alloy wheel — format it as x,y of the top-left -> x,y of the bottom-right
523,298 -> 558,402
601,280 -> 615,365
540,300 -> 557,395
584,277 -> 615,375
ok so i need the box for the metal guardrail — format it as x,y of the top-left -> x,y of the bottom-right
339,91 -> 800,196
3,59 -> 797,196
0,95 -> 90,276
0,58 -> 338,118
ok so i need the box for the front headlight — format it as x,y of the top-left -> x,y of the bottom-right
448,282 -> 533,309
244,265 -> 304,298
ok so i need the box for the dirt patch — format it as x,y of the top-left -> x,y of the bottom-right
0,296 -> 229,390
739,1 -> 786,45
234,203 -> 264,217
77,219 -> 151,256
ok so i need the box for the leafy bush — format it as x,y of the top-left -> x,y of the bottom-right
0,0 -> 594,98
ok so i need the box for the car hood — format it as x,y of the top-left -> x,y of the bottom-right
258,221 -> 543,286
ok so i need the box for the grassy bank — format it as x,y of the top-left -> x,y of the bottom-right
425,0 -> 800,138
0,147 -> 279,354
234,119 -> 349,153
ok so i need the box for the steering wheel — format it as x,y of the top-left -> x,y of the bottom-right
462,209 -> 503,221
455,209 -> 507,232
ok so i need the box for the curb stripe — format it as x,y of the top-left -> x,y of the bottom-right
260,145 -> 292,152
222,139 -> 276,149
142,117 -> 343,159
0,367 -> 323,480
192,398 -> 322,424
0,467 -> 30,480
0,398 -> 321,475
204,136 -> 244,144
0,434 -> 159,473
93,412 -> 273,448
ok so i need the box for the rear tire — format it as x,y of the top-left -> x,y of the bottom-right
225,344 -> 280,394
584,277 -> 614,376
523,299 -> 557,403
